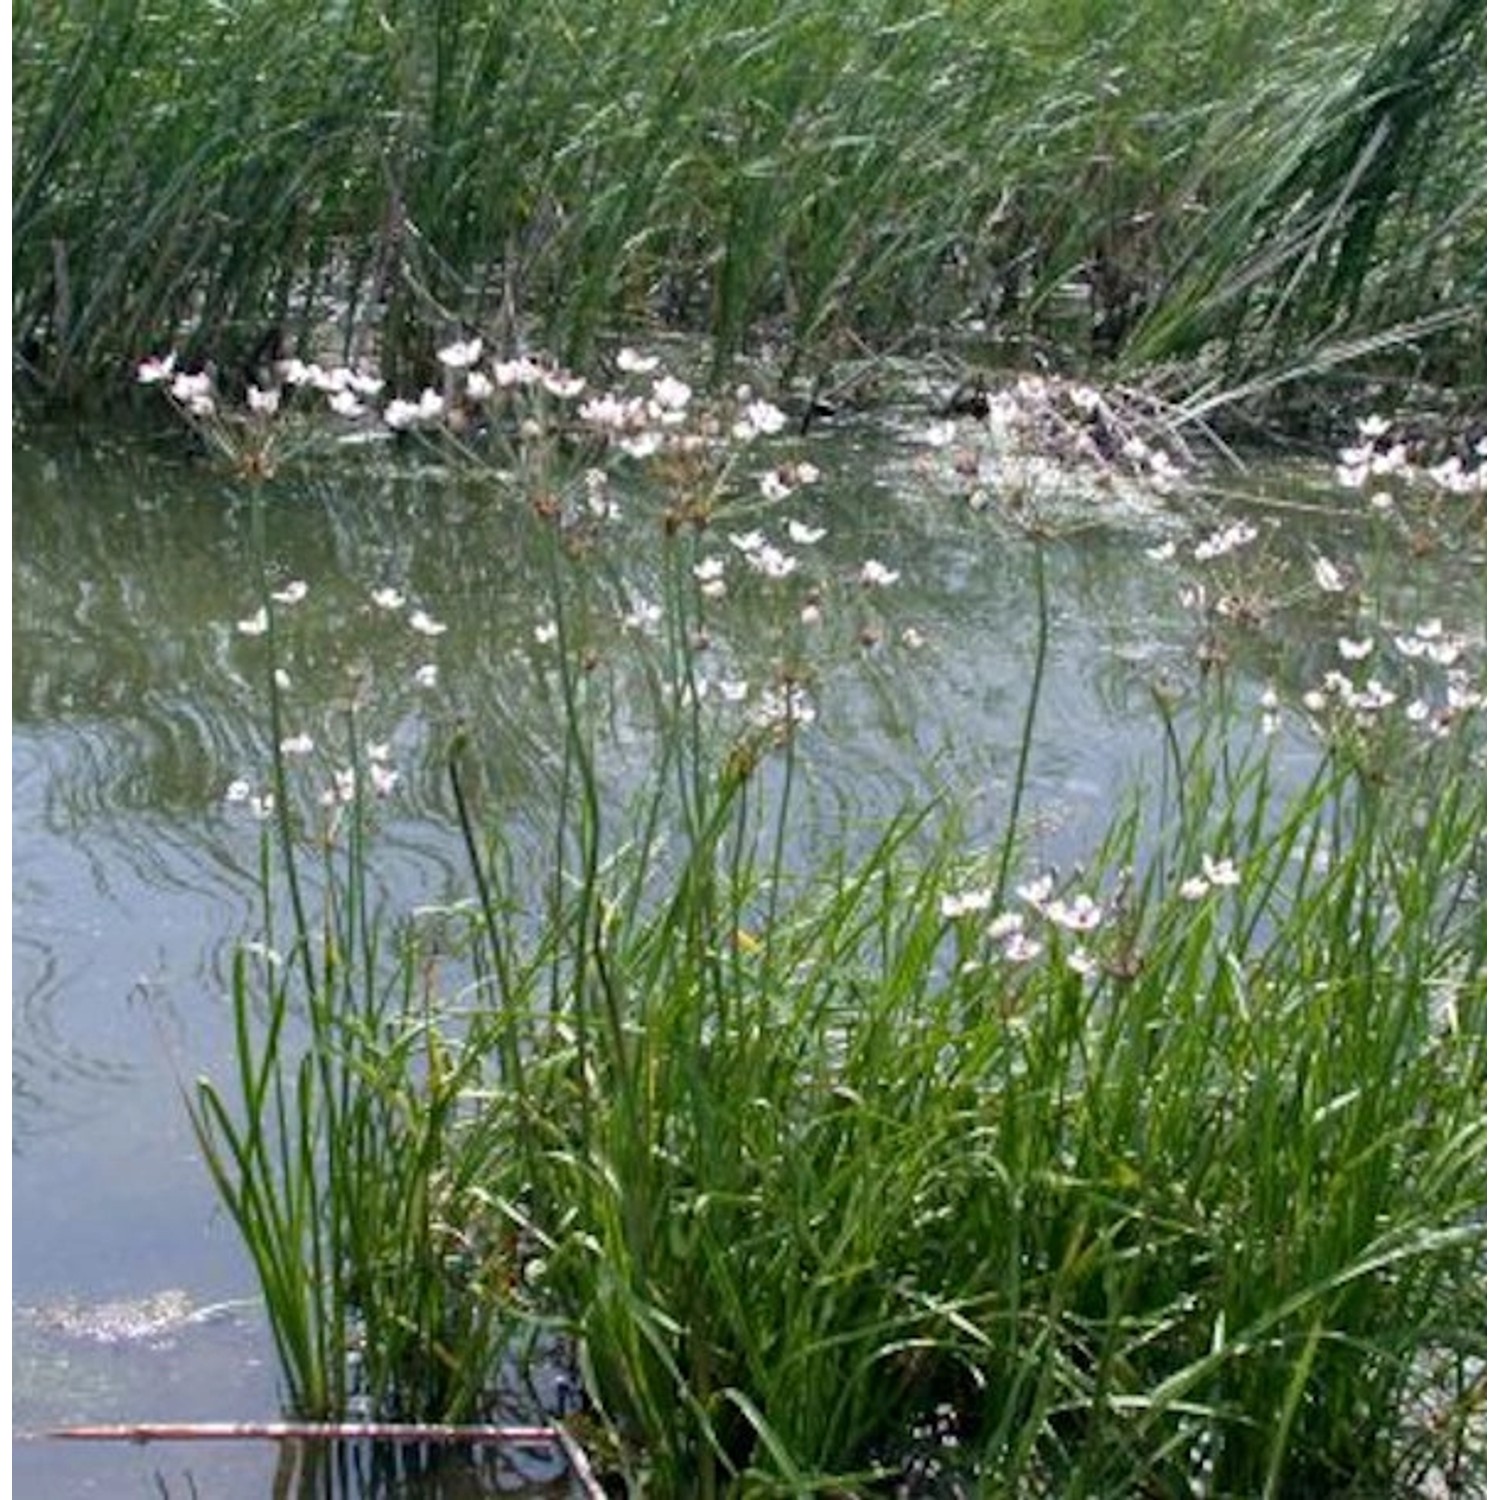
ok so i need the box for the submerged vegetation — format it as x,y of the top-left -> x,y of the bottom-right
13,0 -> 1485,422
152,343 -> 1486,1495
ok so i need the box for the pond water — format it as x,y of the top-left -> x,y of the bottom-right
11,395 -> 1484,1497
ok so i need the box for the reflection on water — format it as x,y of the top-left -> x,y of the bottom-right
11,410 -> 1483,1497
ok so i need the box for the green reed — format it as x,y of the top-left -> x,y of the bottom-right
171,348 -> 1483,1491
15,0 -> 1482,414
186,589 -> 525,1425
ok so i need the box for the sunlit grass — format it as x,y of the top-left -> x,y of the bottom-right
14,0 -> 1483,416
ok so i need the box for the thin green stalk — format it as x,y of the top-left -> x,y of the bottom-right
994,538 -> 1049,902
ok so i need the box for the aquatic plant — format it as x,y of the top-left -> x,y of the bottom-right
15,0 -> 1483,419
161,349 -> 1484,1493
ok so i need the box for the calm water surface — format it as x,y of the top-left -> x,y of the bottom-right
12,408 -> 1483,1497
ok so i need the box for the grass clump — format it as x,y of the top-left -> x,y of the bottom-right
166,342 -> 1486,1494
15,0 -> 1485,418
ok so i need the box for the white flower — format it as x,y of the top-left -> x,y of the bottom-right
1179,875 -> 1211,901
1193,521 -> 1257,562
224,778 -> 252,803
622,599 -> 662,630
279,732 -> 315,756
1259,687 -> 1281,736
1201,855 -> 1240,888
271,580 -> 308,606
409,610 -> 448,637
276,358 -> 317,387
1405,699 -> 1431,724
170,370 -> 216,415
1042,893 -> 1103,933
620,431 -> 663,459
246,384 -> 281,415
1147,449 -> 1180,483
923,420 -> 957,448
534,621 -> 559,645
237,607 -> 269,636
799,602 -> 822,625
701,578 -> 728,600
733,399 -> 788,440
651,374 -> 692,411
369,763 -> 400,798
986,911 -> 1024,943
465,370 -> 495,401
1349,678 -> 1395,712
718,678 -> 749,703
542,368 -> 586,399
940,888 -> 992,920
325,768 -> 358,806
760,470 -> 792,503
747,544 -> 796,579
383,396 -> 428,429
249,793 -> 276,820
1446,676 -> 1483,712
693,557 -> 726,583
137,353 -> 177,385
1413,617 -> 1444,640
371,587 -> 406,611
383,391 -> 431,427
859,559 -> 900,588
617,348 -> 660,374
787,520 -> 826,545
328,388 -> 364,418
493,355 -> 543,388
1000,931 -> 1042,964
1017,873 -> 1054,910
273,668 -> 292,691
1146,540 -> 1176,562
1312,555 -> 1344,593
437,337 -> 483,369
900,626 -> 926,649
414,663 -> 439,687
366,741 -> 391,763
1356,415 -> 1391,439
578,393 -> 634,429
749,684 -> 816,730
729,530 -> 766,553
1336,637 -> 1372,661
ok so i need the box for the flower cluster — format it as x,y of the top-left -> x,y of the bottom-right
216,575 -> 453,823
940,870 -> 1113,976
921,372 -> 1189,513
1336,415 -> 1486,497
1301,613 -> 1483,742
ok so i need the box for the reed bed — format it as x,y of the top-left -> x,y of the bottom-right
14,0 -> 1484,417
171,344 -> 1485,1495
